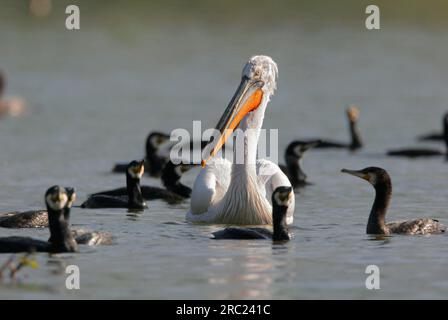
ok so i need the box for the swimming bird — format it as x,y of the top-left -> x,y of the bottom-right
93,160 -> 192,203
112,131 -> 170,177
187,55 -> 295,225
82,160 -> 147,210
52,188 -> 113,246
0,186 -> 78,253
303,106 -> 363,151
0,187 -> 77,229
387,114 -> 448,158
280,140 -> 320,188
0,210 -> 48,228
212,186 -> 293,241
416,112 -> 448,142
341,167 -> 446,235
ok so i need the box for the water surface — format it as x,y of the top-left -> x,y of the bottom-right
0,0 -> 447,299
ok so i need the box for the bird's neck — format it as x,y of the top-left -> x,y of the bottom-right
126,176 -> 146,209
367,182 -> 392,234
146,148 -> 165,176
348,120 -> 363,150
285,155 -> 306,185
47,209 -> 77,252
161,166 -> 191,198
273,205 -> 290,241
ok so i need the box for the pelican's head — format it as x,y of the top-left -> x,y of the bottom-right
202,55 -> 278,167
242,55 -> 278,96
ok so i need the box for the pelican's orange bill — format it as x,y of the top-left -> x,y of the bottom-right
202,88 -> 263,167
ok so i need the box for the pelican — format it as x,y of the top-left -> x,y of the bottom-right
186,55 -> 295,225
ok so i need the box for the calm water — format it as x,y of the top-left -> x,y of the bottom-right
0,1 -> 447,299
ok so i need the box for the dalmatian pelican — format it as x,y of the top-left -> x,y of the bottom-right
186,55 -> 295,225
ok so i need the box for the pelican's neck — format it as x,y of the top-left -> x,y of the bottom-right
217,95 -> 272,225
231,94 -> 269,172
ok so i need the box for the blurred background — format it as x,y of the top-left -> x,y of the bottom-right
0,0 -> 447,299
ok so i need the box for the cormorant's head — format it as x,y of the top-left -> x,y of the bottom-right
341,167 -> 390,187
65,187 -> 76,208
45,186 -> 68,211
272,186 -> 293,208
346,106 -> 360,123
146,131 -> 170,153
161,161 -> 193,185
127,160 -> 145,179
285,140 -> 320,159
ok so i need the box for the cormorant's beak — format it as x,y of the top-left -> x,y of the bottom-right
180,164 -> 194,173
303,140 -> 321,151
341,168 -> 369,181
133,160 -> 145,176
65,187 -> 77,205
281,187 -> 293,202
201,76 -> 265,167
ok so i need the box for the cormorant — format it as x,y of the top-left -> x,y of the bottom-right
303,106 -> 363,151
212,186 -> 293,241
341,167 -> 446,235
93,161 -> 192,203
112,131 -> 170,177
388,113 -> 448,158
82,160 -> 147,210
280,140 -> 320,188
0,186 -> 78,253
416,112 -> 448,142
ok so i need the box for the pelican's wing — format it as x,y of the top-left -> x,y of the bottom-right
189,158 -> 231,216
257,159 -> 295,224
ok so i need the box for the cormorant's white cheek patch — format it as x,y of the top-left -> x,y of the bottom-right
174,166 -> 182,178
366,174 -> 377,185
274,192 -> 292,207
294,145 -> 302,157
46,193 -> 68,211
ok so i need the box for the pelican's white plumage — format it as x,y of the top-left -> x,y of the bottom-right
187,55 -> 295,225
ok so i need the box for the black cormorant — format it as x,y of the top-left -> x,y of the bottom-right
416,112 -> 448,142
82,160 -> 147,210
212,186 -> 293,241
93,161 -> 192,203
280,140 -> 320,188
303,106 -> 363,151
0,186 -> 78,253
341,167 -> 446,235
388,113 -> 448,158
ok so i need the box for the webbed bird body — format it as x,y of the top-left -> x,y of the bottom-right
303,106 -> 363,151
388,113 -> 448,158
82,160 -> 147,210
0,210 -> 48,228
341,167 -> 446,235
0,186 -> 78,254
280,140 -> 319,188
212,186 -> 293,241
94,161 -> 192,204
